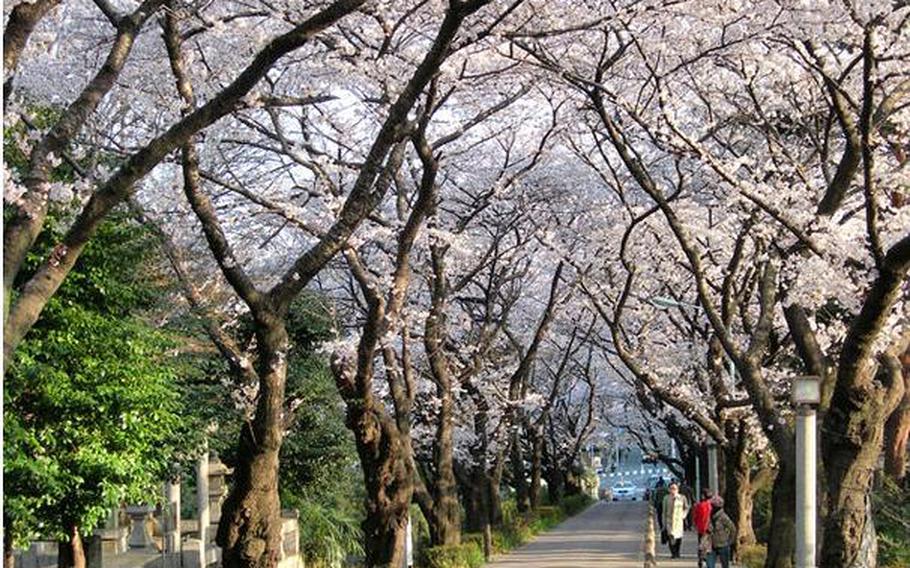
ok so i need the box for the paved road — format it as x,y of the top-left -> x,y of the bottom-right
486,500 -> 698,567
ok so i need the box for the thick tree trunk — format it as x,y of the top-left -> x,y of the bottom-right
883,351 -> 910,481
724,446 -> 756,555
510,430 -> 530,512
461,465 -> 494,558
821,367 -> 903,567
821,236 -> 910,567
217,328 -> 288,568
724,422 -> 757,556
429,387 -> 460,546
489,463 -> 504,527
4,513 -> 15,568
544,467 -> 565,504
529,428 -> 543,509
353,408 -> 412,567
764,460 -> 796,568
57,526 -> 85,568
462,474 -> 485,533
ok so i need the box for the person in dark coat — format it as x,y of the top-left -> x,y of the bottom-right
706,496 -> 736,568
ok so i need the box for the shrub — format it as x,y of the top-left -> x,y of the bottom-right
559,494 -> 594,516
739,544 -> 767,568
874,477 -> 910,568
294,500 -> 362,568
421,543 -> 484,568
454,495 -> 589,562
535,506 -> 562,524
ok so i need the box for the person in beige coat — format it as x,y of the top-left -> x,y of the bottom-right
661,482 -> 690,558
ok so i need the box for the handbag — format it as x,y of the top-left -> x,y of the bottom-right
660,528 -> 668,544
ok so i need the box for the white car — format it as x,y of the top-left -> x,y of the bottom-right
610,480 -> 641,501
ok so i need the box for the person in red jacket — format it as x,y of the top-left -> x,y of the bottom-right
693,489 -> 714,568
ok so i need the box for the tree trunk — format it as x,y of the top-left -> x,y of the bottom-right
489,462 -> 504,527
883,350 -> 910,481
544,466 -> 564,504
822,358 -> 905,568
564,469 -> 582,496
4,513 -> 15,568
217,327 -> 288,568
529,427 -> 543,509
356,410 -> 412,567
724,422 -> 757,556
510,430 -> 530,513
764,460 -> 796,568
57,525 -> 85,568
724,446 -> 757,555
462,473 -> 485,532
429,387 -> 460,546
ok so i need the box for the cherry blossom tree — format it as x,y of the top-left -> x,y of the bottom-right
515,2 -> 908,566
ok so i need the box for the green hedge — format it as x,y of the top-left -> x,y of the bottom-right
421,542 -> 484,568
559,494 -> 593,517
458,495 -> 594,559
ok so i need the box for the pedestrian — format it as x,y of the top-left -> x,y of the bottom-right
706,496 -> 735,568
693,489 -> 714,568
679,483 -> 695,530
661,481 -> 690,558
652,478 -> 668,541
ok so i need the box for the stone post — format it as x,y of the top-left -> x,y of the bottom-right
165,476 -> 181,567
197,446 -> 210,568
643,504 -> 657,568
207,457 -> 232,526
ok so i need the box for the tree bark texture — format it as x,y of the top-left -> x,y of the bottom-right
428,386 -> 460,545
529,427 -> 543,509
216,327 -> 288,568
723,421 -> 758,555
883,349 -> 910,481
764,460 -> 796,568
4,513 -> 14,568
822,236 -> 910,567
821,360 -> 905,567
57,526 -> 84,568
352,405 -> 412,567
510,430 -> 530,512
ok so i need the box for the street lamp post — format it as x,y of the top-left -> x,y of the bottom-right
707,442 -> 719,495
792,375 -> 820,568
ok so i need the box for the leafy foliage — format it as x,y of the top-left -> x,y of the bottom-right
4,211 -> 185,545
874,478 -> 910,568
421,543 -> 484,568
462,495 -> 593,557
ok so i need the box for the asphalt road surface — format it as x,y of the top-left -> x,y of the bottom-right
485,500 -> 698,567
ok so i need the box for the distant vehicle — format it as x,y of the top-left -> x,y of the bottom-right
610,480 -> 641,501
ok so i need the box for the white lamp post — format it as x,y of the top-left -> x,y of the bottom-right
792,375 -> 820,568
707,442 -> 719,495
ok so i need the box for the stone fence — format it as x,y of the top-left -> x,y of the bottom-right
14,452 -> 302,568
